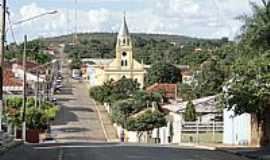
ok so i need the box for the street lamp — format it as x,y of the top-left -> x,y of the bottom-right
12,10 -> 58,26
4,9 -> 58,141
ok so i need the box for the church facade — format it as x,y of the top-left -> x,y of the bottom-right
86,15 -> 146,88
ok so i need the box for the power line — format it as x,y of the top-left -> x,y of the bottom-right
6,8 -> 17,44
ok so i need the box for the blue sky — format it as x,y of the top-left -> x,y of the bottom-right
6,0 -> 261,43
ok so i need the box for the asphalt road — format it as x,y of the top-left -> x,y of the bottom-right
0,143 -> 250,160
50,48 -> 106,143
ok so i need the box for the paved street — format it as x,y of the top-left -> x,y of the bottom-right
50,51 -> 106,143
51,79 -> 106,143
0,143 -> 251,160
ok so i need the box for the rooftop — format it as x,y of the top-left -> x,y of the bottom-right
162,96 -> 220,113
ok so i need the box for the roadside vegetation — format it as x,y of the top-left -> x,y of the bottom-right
89,77 -> 167,141
4,97 -> 58,132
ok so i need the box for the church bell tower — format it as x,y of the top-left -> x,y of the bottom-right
116,14 -> 133,70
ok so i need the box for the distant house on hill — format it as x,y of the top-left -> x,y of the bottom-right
181,70 -> 193,84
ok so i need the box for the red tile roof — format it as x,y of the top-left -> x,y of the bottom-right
4,70 -> 22,87
146,83 -> 177,99
15,61 -> 39,70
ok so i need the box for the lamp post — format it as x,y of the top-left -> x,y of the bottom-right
0,0 -> 6,132
12,10 -> 57,142
12,10 -> 57,26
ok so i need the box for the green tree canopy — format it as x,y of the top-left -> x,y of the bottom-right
146,62 -> 181,86
222,56 -> 270,119
183,100 -> 197,121
126,110 -> 167,132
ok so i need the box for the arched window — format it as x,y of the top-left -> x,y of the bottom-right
123,38 -> 126,44
124,60 -> 128,66
127,39 -> 130,45
121,60 -> 124,66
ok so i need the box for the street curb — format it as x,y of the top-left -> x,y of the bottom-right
216,148 -> 263,160
92,100 -> 109,142
0,140 -> 23,156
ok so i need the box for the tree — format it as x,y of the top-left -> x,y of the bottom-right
70,56 -> 82,69
183,100 -> 197,121
146,62 -> 181,86
178,83 -> 196,101
238,0 -> 270,51
111,99 -> 135,127
111,77 -> 140,101
221,56 -> 270,144
132,90 -> 162,112
126,110 -> 167,142
192,58 -> 226,98
222,56 -> 270,117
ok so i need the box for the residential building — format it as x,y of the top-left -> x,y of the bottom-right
3,70 -> 23,93
162,96 -> 222,144
12,61 -> 45,82
146,83 -> 177,100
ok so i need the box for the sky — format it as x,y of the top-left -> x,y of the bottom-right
6,0 -> 261,43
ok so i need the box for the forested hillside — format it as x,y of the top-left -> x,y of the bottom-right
50,33 -> 229,66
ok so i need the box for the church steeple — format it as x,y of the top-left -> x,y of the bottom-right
116,13 -> 133,69
118,13 -> 129,37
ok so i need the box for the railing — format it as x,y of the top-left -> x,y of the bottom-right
179,121 -> 224,144
182,121 -> 223,132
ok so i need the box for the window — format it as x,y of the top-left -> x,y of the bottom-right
127,39 -> 129,45
124,60 -> 128,66
121,60 -> 124,66
122,52 -> 127,57
123,39 -> 126,44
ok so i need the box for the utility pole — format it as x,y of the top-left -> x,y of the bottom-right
0,0 -> 6,132
35,70 -> 39,108
21,35 -> 27,141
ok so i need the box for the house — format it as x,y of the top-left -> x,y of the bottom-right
161,96 -> 222,144
12,61 -> 45,82
43,48 -> 55,56
146,83 -> 177,100
86,14 -> 146,88
181,71 -> 193,84
3,70 -> 23,93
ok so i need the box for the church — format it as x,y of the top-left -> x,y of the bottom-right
85,15 -> 146,88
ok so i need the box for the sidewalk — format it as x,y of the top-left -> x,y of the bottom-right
94,103 -> 119,142
176,142 -> 267,160
218,146 -> 270,160
0,132 -> 22,156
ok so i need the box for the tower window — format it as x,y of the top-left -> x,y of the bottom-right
123,39 -> 126,44
122,52 -> 127,56
127,39 -> 129,45
124,60 -> 128,66
121,60 -> 124,66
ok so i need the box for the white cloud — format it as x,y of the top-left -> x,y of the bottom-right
7,0 -> 261,42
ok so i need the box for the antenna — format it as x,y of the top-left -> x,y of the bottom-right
73,0 -> 78,45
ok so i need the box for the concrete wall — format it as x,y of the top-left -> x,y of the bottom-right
223,108 -> 251,145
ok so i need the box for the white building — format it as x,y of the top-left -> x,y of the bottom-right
12,62 -> 45,82
162,96 -> 222,144
223,109 -> 254,145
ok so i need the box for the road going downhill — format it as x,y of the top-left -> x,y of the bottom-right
50,46 -> 106,143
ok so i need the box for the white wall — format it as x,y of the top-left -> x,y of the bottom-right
223,109 -> 251,145
13,68 -> 44,82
